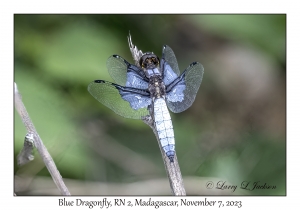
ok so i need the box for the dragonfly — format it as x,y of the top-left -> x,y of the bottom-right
88,35 -> 204,162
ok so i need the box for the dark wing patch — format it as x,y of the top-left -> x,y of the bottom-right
106,55 -> 147,87
118,85 -> 152,110
166,62 -> 204,113
88,80 -> 150,119
162,61 -> 180,86
126,71 -> 149,90
165,76 -> 185,103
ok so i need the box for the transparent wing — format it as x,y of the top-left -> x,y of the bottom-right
106,55 -> 128,85
88,80 -> 150,119
166,62 -> 204,113
162,45 -> 180,77
106,55 -> 147,87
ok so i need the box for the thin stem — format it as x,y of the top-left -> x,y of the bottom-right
14,83 -> 71,196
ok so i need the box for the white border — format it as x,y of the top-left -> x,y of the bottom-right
2,0 -> 297,209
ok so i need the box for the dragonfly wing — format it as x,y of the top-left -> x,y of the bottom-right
161,45 -> 180,77
107,55 -> 148,88
126,70 -> 149,90
162,61 -> 180,86
166,62 -> 204,113
118,86 -> 152,110
88,80 -> 150,119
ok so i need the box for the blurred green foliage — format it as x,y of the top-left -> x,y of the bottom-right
188,15 -> 286,63
14,14 -> 285,195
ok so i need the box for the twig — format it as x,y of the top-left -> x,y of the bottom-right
143,116 -> 186,195
14,83 -> 71,196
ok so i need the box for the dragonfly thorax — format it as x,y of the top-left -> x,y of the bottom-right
140,53 -> 165,100
148,76 -> 166,100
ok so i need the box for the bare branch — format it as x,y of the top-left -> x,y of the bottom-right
14,82 -> 71,196
128,32 -> 144,67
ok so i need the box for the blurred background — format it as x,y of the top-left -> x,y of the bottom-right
14,14 -> 286,195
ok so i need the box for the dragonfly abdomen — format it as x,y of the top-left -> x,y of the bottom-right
153,98 -> 175,162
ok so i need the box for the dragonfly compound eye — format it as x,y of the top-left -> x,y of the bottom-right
140,54 -> 160,69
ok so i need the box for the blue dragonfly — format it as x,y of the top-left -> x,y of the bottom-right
88,36 -> 204,162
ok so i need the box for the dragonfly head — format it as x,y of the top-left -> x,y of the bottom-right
140,53 -> 160,70
140,53 -> 161,78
